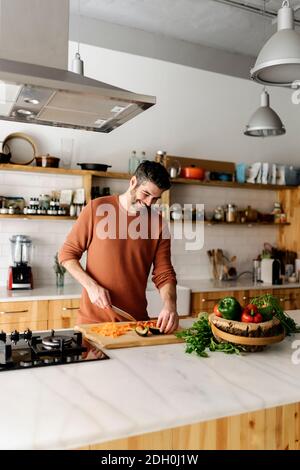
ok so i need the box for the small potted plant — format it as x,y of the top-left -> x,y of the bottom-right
53,252 -> 66,288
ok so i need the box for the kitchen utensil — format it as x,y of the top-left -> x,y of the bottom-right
8,235 -> 33,290
0,152 -> 11,163
77,163 -> 112,171
167,159 -> 181,178
3,132 -> 37,165
245,205 -> 258,222
111,305 -> 136,322
180,165 -> 205,180
225,204 -> 237,223
75,322 -> 184,349
0,141 -> 11,163
35,154 -> 60,168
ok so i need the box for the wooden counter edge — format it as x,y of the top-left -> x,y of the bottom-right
76,401 -> 300,450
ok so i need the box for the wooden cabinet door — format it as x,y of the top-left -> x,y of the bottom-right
271,288 -> 300,311
48,299 -> 80,329
0,301 -> 48,332
191,290 -> 246,316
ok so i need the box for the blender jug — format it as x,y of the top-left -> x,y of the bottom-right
10,235 -> 32,265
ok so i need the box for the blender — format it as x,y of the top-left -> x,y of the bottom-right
7,235 -> 33,290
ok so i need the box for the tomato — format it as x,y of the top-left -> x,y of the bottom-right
213,304 -> 222,317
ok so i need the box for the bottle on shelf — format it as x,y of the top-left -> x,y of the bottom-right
128,150 -> 140,175
140,151 -> 147,163
69,204 -> 76,217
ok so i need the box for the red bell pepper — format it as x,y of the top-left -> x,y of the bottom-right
241,303 -> 263,323
213,303 -> 222,317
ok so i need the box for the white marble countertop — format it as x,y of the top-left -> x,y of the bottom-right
0,285 -> 82,302
178,278 -> 300,293
0,312 -> 300,450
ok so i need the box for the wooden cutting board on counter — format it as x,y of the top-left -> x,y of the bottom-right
74,322 -> 184,349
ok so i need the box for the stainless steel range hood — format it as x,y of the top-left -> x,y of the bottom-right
0,57 -> 156,132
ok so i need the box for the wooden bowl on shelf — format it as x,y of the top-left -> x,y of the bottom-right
208,314 -> 285,352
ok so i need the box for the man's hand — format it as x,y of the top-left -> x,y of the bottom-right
156,303 -> 179,334
87,282 -> 112,309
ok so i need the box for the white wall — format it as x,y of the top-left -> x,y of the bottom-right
0,42 -> 299,286
0,0 -> 69,68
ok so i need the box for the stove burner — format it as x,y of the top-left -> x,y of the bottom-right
42,357 -> 55,364
0,328 -> 109,372
42,334 -> 73,350
19,360 -> 33,367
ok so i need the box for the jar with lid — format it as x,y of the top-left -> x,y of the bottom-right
155,150 -> 167,164
8,206 -> 15,215
39,194 -> 51,211
226,204 -> 237,223
213,206 -> 224,222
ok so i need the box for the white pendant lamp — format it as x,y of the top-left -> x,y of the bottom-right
72,52 -> 84,75
251,1 -> 300,87
72,0 -> 85,76
244,89 -> 286,137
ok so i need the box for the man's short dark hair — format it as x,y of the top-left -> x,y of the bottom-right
134,160 -> 171,190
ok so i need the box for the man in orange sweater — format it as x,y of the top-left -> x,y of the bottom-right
58,161 -> 178,333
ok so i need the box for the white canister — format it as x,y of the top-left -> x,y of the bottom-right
295,259 -> 300,281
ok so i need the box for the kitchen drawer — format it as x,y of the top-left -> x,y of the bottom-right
48,299 -> 80,329
0,301 -> 48,326
191,290 -> 247,315
0,321 -> 47,334
271,288 -> 300,309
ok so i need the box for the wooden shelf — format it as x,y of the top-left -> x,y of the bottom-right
169,220 -> 290,226
0,214 -> 77,220
0,163 -> 130,179
204,221 -> 290,226
171,177 -> 296,190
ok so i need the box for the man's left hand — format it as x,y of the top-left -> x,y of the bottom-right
156,304 -> 179,334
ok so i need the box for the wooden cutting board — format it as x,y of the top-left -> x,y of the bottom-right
74,321 -> 184,349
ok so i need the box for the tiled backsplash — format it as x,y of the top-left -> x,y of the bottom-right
0,172 -> 278,286
170,185 -> 278,280
0,171 -> 83,287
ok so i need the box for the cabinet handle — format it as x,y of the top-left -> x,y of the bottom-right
279,298 -> 289,302
62,307 -> 79,311
201,298 -> 220,302
0,309 -> 29,315
242,296 -> 249,300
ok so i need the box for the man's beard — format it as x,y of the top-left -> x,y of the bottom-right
129,188 -> 147,212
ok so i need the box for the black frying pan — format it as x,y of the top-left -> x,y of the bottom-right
77,163 -> 112,171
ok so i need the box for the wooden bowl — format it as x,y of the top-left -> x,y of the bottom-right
208,314 -> 285,352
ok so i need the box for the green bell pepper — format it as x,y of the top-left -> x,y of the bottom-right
217,296 -> 242,320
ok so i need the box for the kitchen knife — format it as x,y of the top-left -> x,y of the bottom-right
111,305 -> 136,322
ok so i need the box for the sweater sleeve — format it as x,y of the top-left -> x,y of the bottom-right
151,221 -> 177,290
58,201 -> 93,264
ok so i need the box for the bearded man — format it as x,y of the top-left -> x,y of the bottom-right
58,161 -> 178,333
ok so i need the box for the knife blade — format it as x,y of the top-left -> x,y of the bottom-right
111,305 -> 136,322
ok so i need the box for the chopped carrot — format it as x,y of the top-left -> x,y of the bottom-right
90,320 -> 158,338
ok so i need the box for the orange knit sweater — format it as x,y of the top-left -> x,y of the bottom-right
58,195 -> 176,324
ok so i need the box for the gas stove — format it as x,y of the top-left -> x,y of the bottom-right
0,328 -> 109,372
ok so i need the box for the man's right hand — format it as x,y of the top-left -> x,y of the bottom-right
86,283 -> 125,322
87,283 -> 112,309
